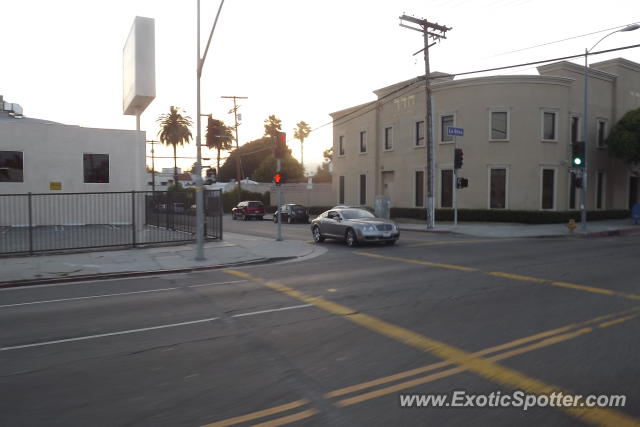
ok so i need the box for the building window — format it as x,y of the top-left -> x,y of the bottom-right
83,153 -> 109,183
441,115 -> 454,143
359,174 -> 367,205
597,119 -> 607,148
542,111 -> 557,141
596,171 -> 606,209
338,135 -> 345,156
441,169 -> 453,208
541,169 -> 555,209
339,176 -> 345,204
359,131 -> 367,153
415,121 -> 425,146
384,127 -> 393,151
415,170 -> 424,207
570,116 -> 580,144
490,110 -> 509,141
569,172 -> 577,210
490,168 -> 507,209
0,151 -> 24,182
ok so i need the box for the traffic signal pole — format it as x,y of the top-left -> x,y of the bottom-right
453,136 -> 458,227
276,159 -> 283,241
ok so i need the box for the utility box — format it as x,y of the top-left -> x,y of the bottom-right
374,196 -> 391,219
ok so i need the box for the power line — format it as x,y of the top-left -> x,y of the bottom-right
307,42 -> 640,136
492,22 -> 639,57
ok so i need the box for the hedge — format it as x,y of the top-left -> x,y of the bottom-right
389,208 -> 630,224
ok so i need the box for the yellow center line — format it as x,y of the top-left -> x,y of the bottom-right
201,399 -> 310,427
355,252 -> 640,301
251,409 -> 319,427
225,270 -> 640,427
327,307 -> 640,399
406,238 -> 520,248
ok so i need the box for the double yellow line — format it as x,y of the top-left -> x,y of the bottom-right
355,252 -> 640,301
209,270 -> 640,427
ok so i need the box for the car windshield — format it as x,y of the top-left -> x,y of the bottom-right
340,209 -> 376,219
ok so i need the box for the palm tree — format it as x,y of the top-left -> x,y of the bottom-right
294,121 -> 311,171
205,115 -> 234,175
157,106 -> 193,186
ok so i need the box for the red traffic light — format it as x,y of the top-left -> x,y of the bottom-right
274,172 -> 282,185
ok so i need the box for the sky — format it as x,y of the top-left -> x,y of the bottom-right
2,0 -> 639,177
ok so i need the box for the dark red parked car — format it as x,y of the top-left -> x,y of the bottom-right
231,200 -> 265,220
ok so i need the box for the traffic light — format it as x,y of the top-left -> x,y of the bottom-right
571,141 -> 585,168
456,177 -> 469,189
274,172 -> 283,186
454,148 -> 463,170
274,131 -> 287,159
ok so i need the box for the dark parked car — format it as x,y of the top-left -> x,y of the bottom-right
273,204 -> 310,224
231,201 -> 265,220
310,207 -> 399,247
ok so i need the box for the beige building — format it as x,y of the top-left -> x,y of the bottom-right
330,58 -> 640,212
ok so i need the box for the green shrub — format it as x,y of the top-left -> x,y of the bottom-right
389,208 -> 630,224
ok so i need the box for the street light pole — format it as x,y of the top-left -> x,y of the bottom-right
581,23 -> 639,232
195,0 -> 225,260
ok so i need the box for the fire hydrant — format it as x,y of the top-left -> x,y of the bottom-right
567,218 -> 577,233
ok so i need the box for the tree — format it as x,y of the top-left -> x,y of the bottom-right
311,147 -> 333,183
157,106 -> 193,185
205,116 -> 234,174
294,120 -> 312,171
253,153 -> 305,183
218,137 -> 273,181
606,107 -> 640,166
263,115 -> 282,140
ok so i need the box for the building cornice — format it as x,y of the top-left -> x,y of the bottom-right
591,57 -> 640,74
537,61 -> 617,82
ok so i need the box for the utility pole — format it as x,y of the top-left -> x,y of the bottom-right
147,140 -> 159,193
400,14 -> 451,230
222,96 -> 247,200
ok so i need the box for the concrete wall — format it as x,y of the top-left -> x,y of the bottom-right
270,183 -> 335,207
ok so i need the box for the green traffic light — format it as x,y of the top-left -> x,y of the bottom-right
574,158 -> 582,166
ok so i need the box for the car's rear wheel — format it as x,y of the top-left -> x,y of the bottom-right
312,226 -> 325,243
345,229 -> 358,247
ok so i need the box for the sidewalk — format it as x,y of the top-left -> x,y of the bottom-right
0,232 -> 321,288
397,218 -> 640,238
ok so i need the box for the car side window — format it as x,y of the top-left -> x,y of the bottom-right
328,211 -> 338,220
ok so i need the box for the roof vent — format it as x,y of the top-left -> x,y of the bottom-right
1,98 -> 23,118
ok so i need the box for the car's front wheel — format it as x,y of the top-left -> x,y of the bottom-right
312,226 -> 325,243
273,215 -> 278,223
345,228 -> 358,247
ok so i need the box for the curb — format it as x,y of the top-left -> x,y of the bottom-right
398,226 -> 452,234
583,227 -> 640,238
0,257 -> 295,289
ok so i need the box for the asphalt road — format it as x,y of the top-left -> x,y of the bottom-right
1,227 -> 639,426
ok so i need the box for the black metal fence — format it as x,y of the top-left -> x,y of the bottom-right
0,190 -> 223,256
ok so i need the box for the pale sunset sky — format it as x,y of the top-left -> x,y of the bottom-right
2,0 -> 638,176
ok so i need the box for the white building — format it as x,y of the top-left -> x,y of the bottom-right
1,97 -> 146,195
